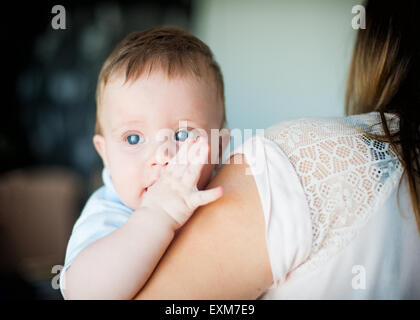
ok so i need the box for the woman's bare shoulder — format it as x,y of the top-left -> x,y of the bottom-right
134,154 -> 273,299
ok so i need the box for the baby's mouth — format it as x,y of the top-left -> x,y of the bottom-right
139,188 -> 147,199
142,185 -> 151,196
141,180 -> 156,197
146,180 -> 157,191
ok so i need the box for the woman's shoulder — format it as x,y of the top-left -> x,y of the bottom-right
264,111 -> 399,152
136,153 -> 275,299
261,112 -> 404,279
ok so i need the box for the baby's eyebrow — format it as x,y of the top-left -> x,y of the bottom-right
176,119 -> 204,128
112,120 -> 146,133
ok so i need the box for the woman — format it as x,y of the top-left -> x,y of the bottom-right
134,0 -> 420,299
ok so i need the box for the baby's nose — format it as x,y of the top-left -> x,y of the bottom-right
148,161 -> 167,183
151,160 -> 168,168
150,150 -> 170,168
151,141 -> 175,167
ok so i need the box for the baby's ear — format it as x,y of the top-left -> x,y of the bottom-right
93,134 -> 108,168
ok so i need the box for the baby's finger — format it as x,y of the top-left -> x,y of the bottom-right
188,186 -> 224,209
188,137 -> 209,165
183,142 -> 209,187
167,138 -> 195,173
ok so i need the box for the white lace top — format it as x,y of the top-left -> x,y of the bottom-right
230,112 -> 420,299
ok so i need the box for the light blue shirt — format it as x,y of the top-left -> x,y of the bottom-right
60,168 -> 133,298
59,164 -> 222,298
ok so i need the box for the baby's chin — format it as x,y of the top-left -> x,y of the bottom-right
119,188 -> 146,211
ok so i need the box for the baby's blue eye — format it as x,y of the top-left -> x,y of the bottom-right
175,129 -> 196,142
126,134 -> 144,145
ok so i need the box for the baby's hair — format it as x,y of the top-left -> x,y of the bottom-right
95,26 -> 226,134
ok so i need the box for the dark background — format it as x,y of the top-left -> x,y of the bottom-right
3,0 -> 193,177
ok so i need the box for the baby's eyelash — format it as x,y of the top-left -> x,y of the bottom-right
121,132 -> 145,144
175,128 -> 198,142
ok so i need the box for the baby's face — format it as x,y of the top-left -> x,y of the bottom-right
94,70 -> 224,210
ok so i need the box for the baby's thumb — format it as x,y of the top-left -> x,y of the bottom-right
189,186 -> 224,209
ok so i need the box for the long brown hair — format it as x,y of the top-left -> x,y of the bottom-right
345,0 -> 420,233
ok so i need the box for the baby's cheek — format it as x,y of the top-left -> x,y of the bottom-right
112,174 -> 143,210
106,151 -> 147,209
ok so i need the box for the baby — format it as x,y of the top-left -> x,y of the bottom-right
60,26 -> 230,299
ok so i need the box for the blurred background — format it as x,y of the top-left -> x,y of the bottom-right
1,0 -> 360,299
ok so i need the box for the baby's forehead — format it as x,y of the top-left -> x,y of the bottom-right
106,68 -> 217,94
100,71 -> 223,127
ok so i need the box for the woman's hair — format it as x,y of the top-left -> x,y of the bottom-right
345,0 -> 420,232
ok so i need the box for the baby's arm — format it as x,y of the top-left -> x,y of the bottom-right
62,137 -> 223,299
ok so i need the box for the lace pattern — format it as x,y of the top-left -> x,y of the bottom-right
265,112 -> 403,278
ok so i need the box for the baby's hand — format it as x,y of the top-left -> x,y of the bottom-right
139,137 -> 223,230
